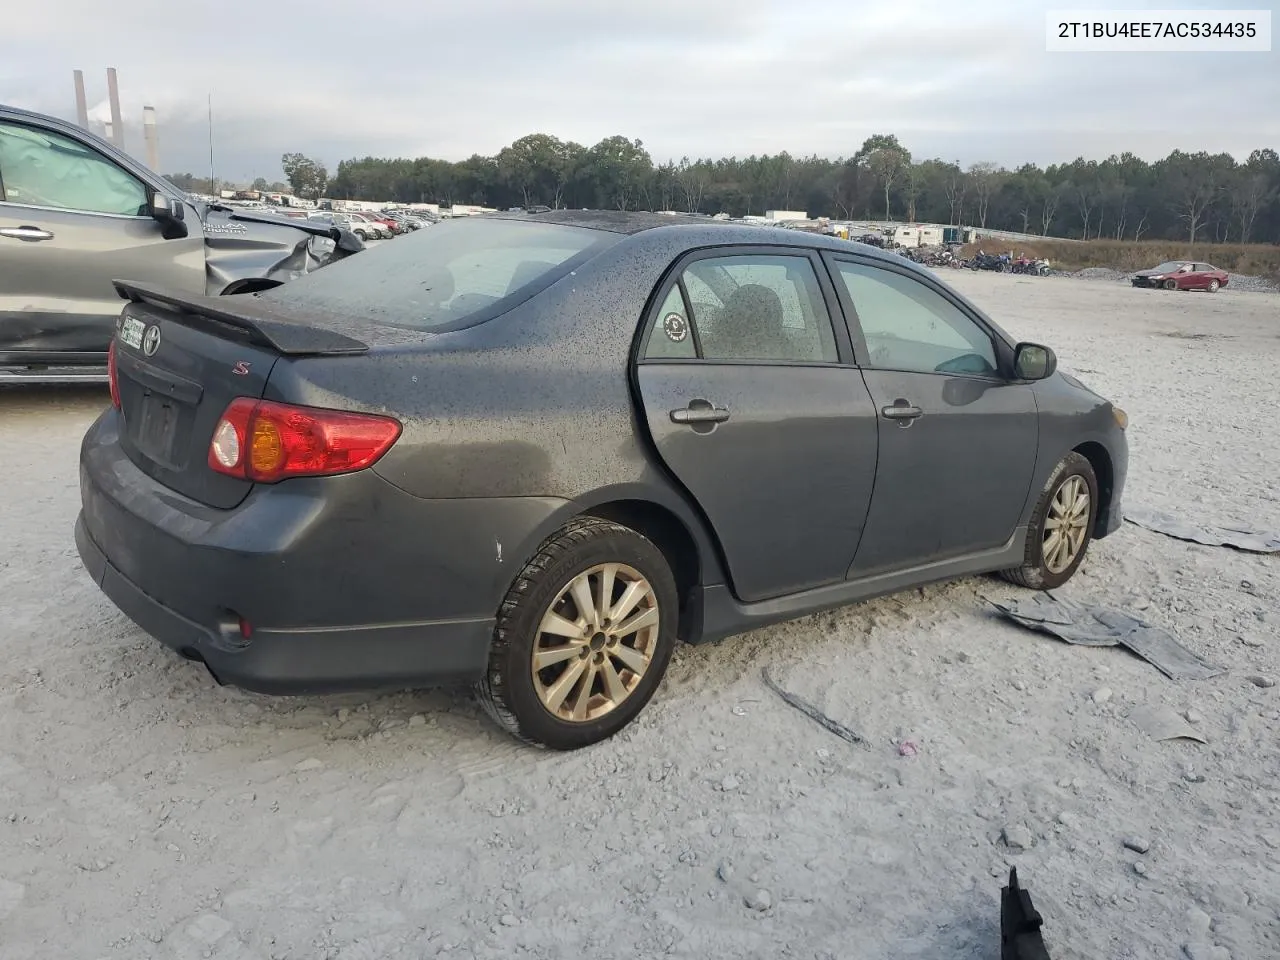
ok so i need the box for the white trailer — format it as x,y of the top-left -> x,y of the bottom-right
884,225 -> 946,248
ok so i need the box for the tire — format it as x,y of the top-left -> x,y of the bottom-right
475,517 -> 679,750
354,230 -> 368,241
1163,279 -> 1178,291
1207,280 -> 1220,292
1000,452 -> 1099,590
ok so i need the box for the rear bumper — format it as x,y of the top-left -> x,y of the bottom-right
75,514 -> 492,694
75,410 -> 566,695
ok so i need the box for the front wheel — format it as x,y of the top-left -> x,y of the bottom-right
476,517 -> 679,750
1207,279 -> 1220,292
1000,452 -> 1099,590
1163,279 -> 1178,290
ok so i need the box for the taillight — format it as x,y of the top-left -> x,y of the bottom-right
107,341 -> 121,409
208,398 -> 401,482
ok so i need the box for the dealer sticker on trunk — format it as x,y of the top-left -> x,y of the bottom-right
120,316 -> 146,350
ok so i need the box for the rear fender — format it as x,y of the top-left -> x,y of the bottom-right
497,483 -> 730,644
504,483 -> 728,588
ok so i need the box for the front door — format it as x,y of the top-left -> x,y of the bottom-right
634,248 -> 879,603
825,254 -> 1040,578
0,118 -> 204,364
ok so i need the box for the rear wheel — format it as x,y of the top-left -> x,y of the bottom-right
1207,279 -> 1220,292
1000,452 -> 1098,590
1163,279 -> 1178,291
476,517 -> 678,750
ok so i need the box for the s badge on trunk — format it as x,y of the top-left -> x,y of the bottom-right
232,361 -> 251,376
141,325 -> 161,357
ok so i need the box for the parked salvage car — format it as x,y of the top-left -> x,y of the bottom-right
344,212 -> 393,239
1131,260 -> 1228,291
75,211 -> 1129,749
0,104 -> 363,377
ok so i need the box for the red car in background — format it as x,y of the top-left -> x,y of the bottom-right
364,212 -> 403,235
1131,261 -> 1229,292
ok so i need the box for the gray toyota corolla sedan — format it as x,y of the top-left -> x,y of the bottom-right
76,211 -> 1128,749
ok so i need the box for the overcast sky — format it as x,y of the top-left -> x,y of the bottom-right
3,0 -> 1276,183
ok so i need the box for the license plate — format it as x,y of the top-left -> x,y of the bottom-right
135,394 -> 178,463
120,316 -> 146,350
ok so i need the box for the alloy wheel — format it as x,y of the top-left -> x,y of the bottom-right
531,563 -> 660,722
1042,475 -> 1091,574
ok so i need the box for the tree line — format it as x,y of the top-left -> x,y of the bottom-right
177,133 -> 1280,244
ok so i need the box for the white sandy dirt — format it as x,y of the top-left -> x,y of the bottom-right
1,273 -> 1277,960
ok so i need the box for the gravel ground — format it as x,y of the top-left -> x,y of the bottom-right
1,273 -> 1277,960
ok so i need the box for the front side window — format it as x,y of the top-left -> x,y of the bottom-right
833,261 -> 999,377
0,122 -> 147,216
672,254 -> 838,363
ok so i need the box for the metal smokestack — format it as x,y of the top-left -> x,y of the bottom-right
73,70 -> 89,129
106,67 -> 125,149
143,106 -> 159,170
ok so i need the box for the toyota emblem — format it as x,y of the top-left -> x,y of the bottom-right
141,325 -> 161,357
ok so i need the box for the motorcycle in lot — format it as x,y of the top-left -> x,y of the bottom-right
1011,256 -> 1051,276
894,246 -> 957,268
968,252 -> 1011,272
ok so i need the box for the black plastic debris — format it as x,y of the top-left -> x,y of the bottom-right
1002,867 -> 1051,960
760,667 -> 869,749
989,594 -> 1224,681
1125,505 -> 1280,554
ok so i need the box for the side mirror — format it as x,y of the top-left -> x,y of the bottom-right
1014,342 -> 1056,381
148,190 -> 189,239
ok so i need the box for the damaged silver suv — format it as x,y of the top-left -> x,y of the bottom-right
0,104 -> 362,379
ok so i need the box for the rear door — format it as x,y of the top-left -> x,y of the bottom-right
823,253 -> 1039,578
634,247 -> 879,603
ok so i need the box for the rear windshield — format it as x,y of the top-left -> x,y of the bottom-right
261,217 -> 615,332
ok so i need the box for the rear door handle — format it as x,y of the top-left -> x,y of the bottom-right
881,400 -> 923,421
0,226 -> 55,242
671,400 -> 730,425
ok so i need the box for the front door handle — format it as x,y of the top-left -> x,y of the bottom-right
0,226 -> 55,242
670,399 -> 730,425
881,400 -> 923,422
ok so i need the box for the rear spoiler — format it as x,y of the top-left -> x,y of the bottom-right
113,280 -> 368,356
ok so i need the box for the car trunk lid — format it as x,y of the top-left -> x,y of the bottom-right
110,281 -> 369,509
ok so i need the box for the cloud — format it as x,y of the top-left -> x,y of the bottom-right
2,0 -> 1275,181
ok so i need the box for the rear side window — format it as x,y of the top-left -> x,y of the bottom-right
263,217 -> 615,332
645,286 -> 696,359
0,121 -> 147,216
643,254 -> 838,363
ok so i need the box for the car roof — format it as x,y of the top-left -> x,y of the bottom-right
486,209 -> 926,272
